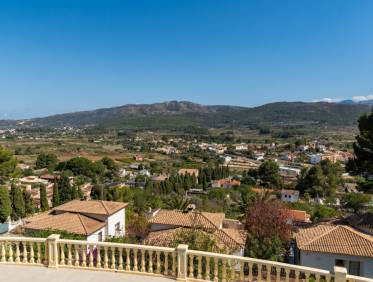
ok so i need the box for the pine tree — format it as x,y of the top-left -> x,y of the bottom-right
10,184 -> 25,220
23,188 -> 35,216
58,175 -> 73,203
0,186 -> 11,223
40,185 -> 49,212
52,183 -> 60,207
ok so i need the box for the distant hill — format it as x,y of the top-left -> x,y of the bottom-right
0,101 -> 370,131
339,99 -> 373,106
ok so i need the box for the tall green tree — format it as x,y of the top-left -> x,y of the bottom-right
23,188 -> 35,216
341,193 -> 371,213
0,186 -> 11,223
348,108 -> 373,192
40,185 -> 49,212
0,145 -> 17,179
52,183 -> 60,207
58,175 -> 74,203
258,160 -> 282,188
10,184 -> 25,220
35,153 -> 58,171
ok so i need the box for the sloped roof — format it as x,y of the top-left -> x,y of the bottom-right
296,225 -> 373,258
144,227 -> 246,252
24,212 -> 106,235
53,200 -> 127,216
149,209 -> 225,229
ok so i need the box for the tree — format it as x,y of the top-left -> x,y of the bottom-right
258,160 -> 282,188
348,109 -> 373,192
40,185 -> 49,212
0,186 -> 11,223
10,184 -> 25,220
35,153 -> 58,171
58,175 -> 74,203
52,183 -> 60,207
296,160 -> 342,197
341,193 -> 371,213
23,188 -> 35,216
0,145 -> 17,179
244,197 -> 291,261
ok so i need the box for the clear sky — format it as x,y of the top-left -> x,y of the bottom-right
1,0 -> 373,119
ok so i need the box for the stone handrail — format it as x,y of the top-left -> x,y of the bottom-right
1,235 -> 372,282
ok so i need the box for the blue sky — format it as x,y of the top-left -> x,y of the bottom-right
1,0 -> 373,119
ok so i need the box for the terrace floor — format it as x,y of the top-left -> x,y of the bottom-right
0,265 -> 174,282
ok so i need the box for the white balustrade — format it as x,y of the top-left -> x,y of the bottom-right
1,235 -> 372,282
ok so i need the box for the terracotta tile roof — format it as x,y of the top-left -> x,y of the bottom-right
149,209 -> 225,229
24,212 -> 106,236
282,209 -> 311,223
144,227 -> 246,252
53,200 -> 127,216
296,225 -> 373,258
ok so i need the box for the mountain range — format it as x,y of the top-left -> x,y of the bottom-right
0,101 -> 371,131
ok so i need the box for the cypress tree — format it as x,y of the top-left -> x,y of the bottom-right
40,185 -> 49,212
10,184 -> 25,220
0,186 -> 11,223
52,183 -> 60,207
23,188 -> 35,216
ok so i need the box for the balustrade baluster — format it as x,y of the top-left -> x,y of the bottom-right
110,247 -> 116,269
206,256 -> 211,281
222,259 -> 227,282
285,268 -> 290,282
67,244 -> 72,266
96,246 -> 101,268
118,248 -> 123,270
214,257 -> 219,282
295,270 -> 300,282
104,247 -> 109,269
148,250 -> 153,273
29,242 -> 35,264
141,250 -> 145,272
316,273 -> 321,282
22,242 -> 28,263
89,245 -> 94,268
8,243 -> 13,263
155,251 -> 160,274
189,254 -> 194,278
133,249 -> 138,272
197,255 -> 202,280
305,271 -> 310,282
36,243 -> 41,264
248,262 -> 253,282
266,265 -> 271,282
231,259 -> 237,281
74,245 -> 80,267
239,261 -> 244,281
60,243 -> 65,265
1,242 -> 6,262
172,252 -> 176,277
125,249 -> 130,271
164,252 -> 169,276
15,242 -> 20,263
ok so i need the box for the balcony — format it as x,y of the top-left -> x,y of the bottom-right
1,235 -> 372,282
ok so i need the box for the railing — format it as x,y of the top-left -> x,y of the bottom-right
1,235 -> 372,282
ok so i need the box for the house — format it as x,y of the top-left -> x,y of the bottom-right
279,166 -> 301,178
295,224 -> 373,277
282,209 -> 311,224
139,169 -> 151,177
134,154 -> 144,161
211,178 -> 241,188
145,208 -> 246,256
234,144 -> 248,151
178,168 -> 199,178
23,200 -> 127,243
281,189 -> 300,203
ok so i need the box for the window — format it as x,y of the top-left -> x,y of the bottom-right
335,259 -> 345,267
98,231 -> 103,242
348,261 -> 361,276
115,222 -> 121,235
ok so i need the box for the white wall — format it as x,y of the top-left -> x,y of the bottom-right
300,251 -> 373,278
87,226 -> 107,243
107,208 -> 125,237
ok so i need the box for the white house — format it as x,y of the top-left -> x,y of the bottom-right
24,200 -> 127,242
295,224 -> 373,278
279,166 -> 301,178
281,189 -> 300,203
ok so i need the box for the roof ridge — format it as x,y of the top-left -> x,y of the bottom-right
77,213 -> 89,235
340,225 -> 373,243
100,201 -> 110,215
301,225 -> 338,247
